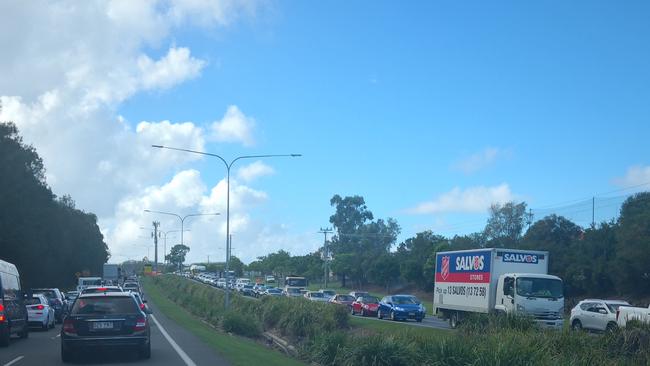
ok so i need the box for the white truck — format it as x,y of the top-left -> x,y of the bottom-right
76,277 -> 102,292
616,304 -> 650,328
102,264 -> 120,284
433,248 -> 564,329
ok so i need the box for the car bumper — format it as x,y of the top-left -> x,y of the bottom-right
62,335 -> 149,349
27,314 -> 48,324
393,310 -> 425,320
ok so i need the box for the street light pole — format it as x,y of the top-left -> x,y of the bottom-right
144,210 -> 219,270
151,145 -> 301,309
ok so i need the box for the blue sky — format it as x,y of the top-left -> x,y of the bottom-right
119,1 -> 650,241
3,1 -> 649,262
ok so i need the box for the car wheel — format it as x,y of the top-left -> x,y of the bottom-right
571,320 -> 583,331
350,307 -> 355,316
377,309 -> 383,319
19,320 -> 28,339
416,318 -> 423,323
61,343 -> 74,363
361,309 -> 366,317
606,322 -> 618,333
0,326 -> 10,347
139,341 -> 151,359
42,317 -> 49,331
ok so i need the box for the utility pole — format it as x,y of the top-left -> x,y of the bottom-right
592,196 -> 595,228
152,221 -> 160,273
319,227 -> 333,288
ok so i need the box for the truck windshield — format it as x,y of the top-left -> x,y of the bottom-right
286,278 -> 306,287
516,277 -> 563,298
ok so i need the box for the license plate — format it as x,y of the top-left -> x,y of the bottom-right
409,312 -> 415,316
92,321 -> 114,330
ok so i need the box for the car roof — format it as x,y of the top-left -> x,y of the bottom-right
78,292 -> 134,298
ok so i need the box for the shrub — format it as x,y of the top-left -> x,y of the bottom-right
338,334 -> 419,366
458,313 -> 537,334
308,331 -> 348,366
222,311 -> 261,338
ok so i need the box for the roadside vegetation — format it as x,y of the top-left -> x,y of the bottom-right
150,274 -> 650,366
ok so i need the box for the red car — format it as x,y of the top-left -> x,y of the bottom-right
351,296 -> 380,316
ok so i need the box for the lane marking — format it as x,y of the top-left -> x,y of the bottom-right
150,315 -> 197,366
3,356 -> 24,366
50,333 -> 61,340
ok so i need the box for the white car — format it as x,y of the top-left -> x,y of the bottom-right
616,304 -> 650,328
216,278 -> 227,288
570,299 -> 630,332
319,289 -> 337,300
26,294 -> 55,330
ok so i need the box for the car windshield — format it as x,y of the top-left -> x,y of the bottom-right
310,292 -> 324,298
71,297 -> 139,315
606,303 -> 630,313
26,297 -> 43,305
361,296 -> 379,304
287,288 -> 301,293
392,296 -> 417,305
268,289 -> 281,293
338,295 -> 355,301
516,278 -> 563,299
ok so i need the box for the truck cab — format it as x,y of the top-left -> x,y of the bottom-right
494,273 -> 564,328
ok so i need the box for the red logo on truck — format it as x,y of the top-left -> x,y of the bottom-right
441,256 -> 450,280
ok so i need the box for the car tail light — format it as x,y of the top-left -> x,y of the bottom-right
140,303 -> 146,311
63,318 -> 76,335
134,316 -> 147,332
0,302 -> 5,322
97,287 -> 107,292
34,304 -> 45,310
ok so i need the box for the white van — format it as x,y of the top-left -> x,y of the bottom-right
234,278 -> 251,291
0,259 -> 29,346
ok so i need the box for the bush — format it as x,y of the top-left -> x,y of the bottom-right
458,313 -> 537,334
308,331 -> 348,366
222,311 -> 261,338
338,334 -> 419,366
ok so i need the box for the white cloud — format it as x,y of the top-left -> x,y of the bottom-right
406,183 -> 516,214
614,165 -> 650,188
211,105 -> 256,146
138,47 -> 206,90
0,2 -> 293,264
453,147 -> 510,174
237,161 -> 275,182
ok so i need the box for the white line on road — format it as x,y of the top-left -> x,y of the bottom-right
3,355 -> 24,366
150,315 -> 197,366
51,333 -> 61,340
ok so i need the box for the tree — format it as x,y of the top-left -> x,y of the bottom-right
0,122 -> 109,287
614,193 -> 650,296
396,231 -> 447,288
521,215 -> 583,295
229,256 -> 245,277
484,201 -> 528,247
367,254 -> 400,291
166,244 -> 190,271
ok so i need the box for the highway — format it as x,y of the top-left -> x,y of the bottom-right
0,298 -> 230,366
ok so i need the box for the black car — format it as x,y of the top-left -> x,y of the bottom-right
32,288 -> 66,322
0,259 -> 29,346
61,292 -> 151,362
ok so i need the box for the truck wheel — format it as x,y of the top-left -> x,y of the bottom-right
571,320 -> 582,331
450,312 -> 460,329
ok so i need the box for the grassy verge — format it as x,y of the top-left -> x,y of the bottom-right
143,278 -> 305,366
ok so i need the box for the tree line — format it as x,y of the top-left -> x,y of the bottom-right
0,122 -> 109,288
246,193 -> 650,300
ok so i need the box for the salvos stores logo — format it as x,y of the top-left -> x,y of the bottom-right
456,255 -> 485,271
503,252 -> 538,264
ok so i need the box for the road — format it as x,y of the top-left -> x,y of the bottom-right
191,278 -> 451,331
0,297 -> 230,366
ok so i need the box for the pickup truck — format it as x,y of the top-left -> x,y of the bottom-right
617,304 -> 650,328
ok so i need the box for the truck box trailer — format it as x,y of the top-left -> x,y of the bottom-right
433,248 -> 564,329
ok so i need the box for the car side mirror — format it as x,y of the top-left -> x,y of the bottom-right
142,300 -> 148,303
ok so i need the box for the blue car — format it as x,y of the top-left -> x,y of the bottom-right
378,295 -> 426,322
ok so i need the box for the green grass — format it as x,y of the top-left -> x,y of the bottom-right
143,278 -> 305,366
349,316 -> 449,338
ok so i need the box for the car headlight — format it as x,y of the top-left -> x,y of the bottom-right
420,305 -> 426,313
516,304 -> 526,312
394,307 -> 405,312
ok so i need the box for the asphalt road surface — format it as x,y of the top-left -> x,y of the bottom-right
0,298 -> 230,366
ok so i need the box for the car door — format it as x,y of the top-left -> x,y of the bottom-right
583,304 -> 604,330
590,303 -> 610,331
